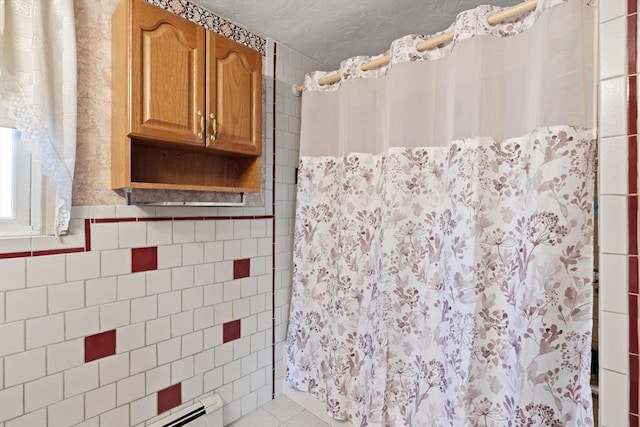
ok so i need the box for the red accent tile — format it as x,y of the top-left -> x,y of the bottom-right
631,354 -> 639,415
0,251 -> 31,259
630,293 -> 639,355
223,319 -> 241,343
132,247 -> 158,273
93,217 -> 137,223
630,14 -> 638,76
631,256 -> 639,294
32,247 -> 84,257
632,414 -> 639,427
630,0 -> 638,15
85,330 -> 116,363
157,383 -> 182,414
630,135 -> 638,195
630,75 -> 638,136
233,258 -> 251,279
630,196 -> 638,256
85,219 -> 92,252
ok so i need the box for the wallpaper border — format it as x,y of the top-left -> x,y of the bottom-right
145,0 -> 266,55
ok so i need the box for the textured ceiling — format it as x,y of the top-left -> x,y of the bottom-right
194,0 -> 523,70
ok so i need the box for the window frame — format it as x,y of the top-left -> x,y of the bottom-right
0,127 -> 43,237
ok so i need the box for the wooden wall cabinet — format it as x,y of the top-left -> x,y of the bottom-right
111,0 -> 262,193
208,35 -> 262,156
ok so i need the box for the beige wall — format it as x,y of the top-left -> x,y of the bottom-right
73,0 -> 122,206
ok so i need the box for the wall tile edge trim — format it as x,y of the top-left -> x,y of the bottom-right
0,215 -> 274,259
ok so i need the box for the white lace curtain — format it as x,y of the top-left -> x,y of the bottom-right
287,1 -> 597,426
0,0 -> 77,235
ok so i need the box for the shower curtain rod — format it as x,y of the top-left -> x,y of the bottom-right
294,0 -> 537,94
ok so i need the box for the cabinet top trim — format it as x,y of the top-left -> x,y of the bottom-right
145,0 -> 266,56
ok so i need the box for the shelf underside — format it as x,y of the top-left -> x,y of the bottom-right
127,142 -> 261,192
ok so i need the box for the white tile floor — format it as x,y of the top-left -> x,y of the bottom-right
230,395 -> 331,427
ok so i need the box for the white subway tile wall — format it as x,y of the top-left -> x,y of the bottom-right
0,18 -> 326,425
271,42 -> 322,397
601,76 -> 628,138
26,254 -> 66,287
598,1 -> 638,426
602,369 -> 630,426
600,195 -> 630,254
601,311 -> 630,375
601,16 -> 628,80
49,395 -> 85,426
600,0 -> 627,23
600,136 -> 629,195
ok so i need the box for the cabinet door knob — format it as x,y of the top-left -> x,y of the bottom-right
210,113 -> 217,142
197,110 -> 205,139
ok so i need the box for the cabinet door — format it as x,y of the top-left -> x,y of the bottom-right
130,0 -> 206,146
207,34 -> 262,155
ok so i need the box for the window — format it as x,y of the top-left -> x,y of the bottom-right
0,0 -> 77,236
0,126 -> 42,236
0,127 -> 13,218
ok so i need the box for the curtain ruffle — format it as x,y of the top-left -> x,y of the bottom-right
300,0 -> 595,93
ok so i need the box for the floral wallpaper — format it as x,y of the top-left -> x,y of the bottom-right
145,0 -> 265,54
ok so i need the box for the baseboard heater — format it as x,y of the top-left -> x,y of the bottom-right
148,394 -> 223,427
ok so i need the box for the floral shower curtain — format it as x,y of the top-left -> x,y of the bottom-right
286,1 -> 596,426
